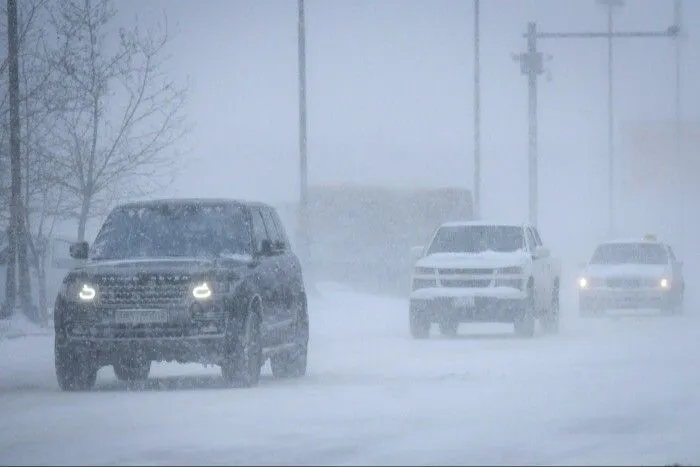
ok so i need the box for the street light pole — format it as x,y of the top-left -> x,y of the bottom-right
473,0 -> 481,220
514,10 -> 677,235
597,0 -> 624,237
297,0 -> 309,270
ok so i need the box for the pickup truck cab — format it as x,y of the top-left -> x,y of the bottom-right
409,221 -> 561,338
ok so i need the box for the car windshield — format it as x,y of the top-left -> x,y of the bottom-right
90,203 -> 252,260
590,243 -> 668,265
427,225 -> 525,254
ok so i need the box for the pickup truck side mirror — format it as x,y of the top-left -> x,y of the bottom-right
534,246 -> 550,259
69,241 -> 89,260
410,245 -> 424,260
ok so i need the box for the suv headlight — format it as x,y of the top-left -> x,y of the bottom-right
60,281 -> 99,302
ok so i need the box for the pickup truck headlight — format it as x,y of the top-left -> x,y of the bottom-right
496,266 -> 523,275
414,267 -> 435,275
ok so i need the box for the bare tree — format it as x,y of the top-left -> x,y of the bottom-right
0,0 -> 77,322
49,0 -> 190,242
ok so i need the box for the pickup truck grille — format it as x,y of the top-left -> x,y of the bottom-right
441,279 -> 492,288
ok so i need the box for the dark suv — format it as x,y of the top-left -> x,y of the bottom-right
54,198 -> 308,391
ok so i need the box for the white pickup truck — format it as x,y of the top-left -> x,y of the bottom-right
409,221 -> 561,338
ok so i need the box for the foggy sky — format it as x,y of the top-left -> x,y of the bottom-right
110,0 -> 698,259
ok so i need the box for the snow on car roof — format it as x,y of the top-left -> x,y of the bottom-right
440,220 -> 527,228
600,237 -> 663,246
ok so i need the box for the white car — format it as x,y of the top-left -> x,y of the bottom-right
409,221 -> 561,338
578,235 -> 685,315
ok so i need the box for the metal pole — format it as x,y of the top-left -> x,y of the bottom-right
297,0 -> 309,269
527,22 -> 538,226
673,0 -> 682,169
473,0 -> 481,220
605,3 -> 615,237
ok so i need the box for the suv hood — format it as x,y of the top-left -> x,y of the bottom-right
70,257 -> 227,278
416,251 -> 530,270
582,263 -> 670,279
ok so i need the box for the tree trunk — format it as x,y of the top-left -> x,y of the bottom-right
37,258 -> 47,327
77,195 -> 90,243
2,226 -> 15,318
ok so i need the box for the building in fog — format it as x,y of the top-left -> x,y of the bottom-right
278,184 -> 473,296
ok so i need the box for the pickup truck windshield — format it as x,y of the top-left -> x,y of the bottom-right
90,204 -> 252,260
590,243 -> 668,265
427,225 -> 525,254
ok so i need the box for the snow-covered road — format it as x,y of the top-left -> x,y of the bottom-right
1,282 -> 699,465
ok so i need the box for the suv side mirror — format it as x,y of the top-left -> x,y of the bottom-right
69,241 -> 89,260
259,239 -> 275,256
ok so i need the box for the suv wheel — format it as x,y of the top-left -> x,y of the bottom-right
113,356 -> 151,382
271,295 -> 309,379
221,300 -> 263,388
514,288 -> 536,338
55,334 -> 98,391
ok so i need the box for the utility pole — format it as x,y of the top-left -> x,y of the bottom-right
472,0 -> 481,220
513,14 -> 678,234
597,0 -> 624,236
297,0 -> 310,272
513,22 -> 544,227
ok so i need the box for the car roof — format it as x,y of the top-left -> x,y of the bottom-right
598,238 -> 666,247
116,198 -> 273,211
440,220 -> 529,229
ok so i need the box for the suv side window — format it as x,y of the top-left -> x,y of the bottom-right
269,209 -> 290,247
250,208 -> 269,252
260,208 -> 283,246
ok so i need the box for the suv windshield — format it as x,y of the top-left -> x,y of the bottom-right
427,225 -> 525,254
90,203 -> 252,260
590,242 -> 668,265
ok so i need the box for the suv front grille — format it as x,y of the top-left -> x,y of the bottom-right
95,274 -> 191,308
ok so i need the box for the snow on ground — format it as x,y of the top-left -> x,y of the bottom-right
0,281 -> 699,465
0,312 -> 51,341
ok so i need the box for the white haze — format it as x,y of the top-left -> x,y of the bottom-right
2,0 -> 700,465
107,0 -> 700,268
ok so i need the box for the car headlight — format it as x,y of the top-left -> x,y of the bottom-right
659,278 -> 670,289
60,281 -> 99,302
192,282 -> 213,300
578,277 -> 589,289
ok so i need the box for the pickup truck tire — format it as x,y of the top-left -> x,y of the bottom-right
55,335 -> 98,391
409,303 -> 430,339
514,288 -> 536,338
113,357 -> 151,382
438,318 -> 459,337
541,283 -> 560,334
221,300 -> 263,388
